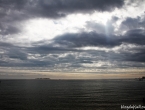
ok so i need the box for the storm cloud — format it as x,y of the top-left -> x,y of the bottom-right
53,29 -> 145,48
0,0 -> 124,35
0,0 -> 124,18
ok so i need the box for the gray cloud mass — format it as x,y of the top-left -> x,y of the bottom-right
0,0 -> 145,73
0,0 -> 124,35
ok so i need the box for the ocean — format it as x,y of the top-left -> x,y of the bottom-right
0,79 -> 145,110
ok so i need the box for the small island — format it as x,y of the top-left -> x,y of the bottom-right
135,76 -> 145,81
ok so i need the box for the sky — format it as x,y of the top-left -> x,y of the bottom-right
0,0 -> 145,79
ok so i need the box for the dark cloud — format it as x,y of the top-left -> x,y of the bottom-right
53,32 -> 120,48
30,0 -> 124,17
7,49 -> 27,60
0,0 -> 124,18
122,29 -> 145,45
28,45 -> 80,54
85,49 -> 145,69
53,31 -> 144,48
0,42 -> 28,66
0,41 -> 80,67
0,25 -> 20,35
0,41 -> 145,69
120,16 -> 145,31
0,0 -> 28,35
0,42 -> 14,47
124,48 -> 145,62
0,0 -> 27,9
121,17 -> 141,29
0,0 -> 124,35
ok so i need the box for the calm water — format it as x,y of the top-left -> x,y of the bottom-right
0,79 -> 145,110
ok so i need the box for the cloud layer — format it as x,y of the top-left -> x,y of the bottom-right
0,0 -> 145,74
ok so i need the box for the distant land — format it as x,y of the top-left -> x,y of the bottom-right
135,76 -> 145,81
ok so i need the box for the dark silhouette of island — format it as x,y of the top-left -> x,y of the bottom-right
135,76 -> 145,81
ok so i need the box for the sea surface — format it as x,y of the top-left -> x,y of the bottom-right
0,79 -> 145,110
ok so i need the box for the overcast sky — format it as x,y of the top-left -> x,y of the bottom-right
0,0 -> 145,79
